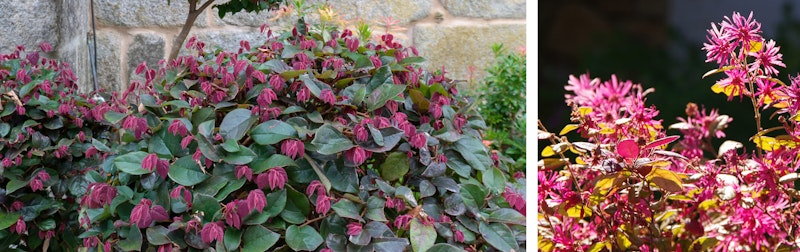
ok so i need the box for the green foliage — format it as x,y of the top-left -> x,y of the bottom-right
68,16 -> 525,251
214,0 -> 285,19
476,44 -> 526,172
0,44 -> 124,251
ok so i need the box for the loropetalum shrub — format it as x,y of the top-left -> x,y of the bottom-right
538,11 -> 800,251
0,44 -> 125,251
78,19 -> 526,251
476,44 -> 526,173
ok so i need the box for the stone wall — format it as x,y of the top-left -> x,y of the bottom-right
0,0 -> 526,93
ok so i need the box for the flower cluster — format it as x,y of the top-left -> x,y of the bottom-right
540,11 -> 800,251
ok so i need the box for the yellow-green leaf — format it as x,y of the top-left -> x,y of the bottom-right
578,106 -> 593,116
559,124 -> 580,136
698,199 -> 718,211
538,158 -> 568,170
615,230 -> 632,250
588,241 -> 609,252
711,83 -> 741,96
646,168 -> 684,193
541,146 -> 556,157
593,173 -> 618,195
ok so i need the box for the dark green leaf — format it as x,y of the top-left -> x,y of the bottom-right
193,194 -> 221,222
486,208 -> 526,226
410,218 -> 436,252
214,179 -> 245,201
250,120 -> 297,145
479,222 -> 519,252
286,225 -> 323,251
223,145 -> 257,165
366,66 -> 393,91
146,226 -> 172,246
379,152 -> 409,182
453,137 -> 491,171
0,211 -> 20,230
118,226 -> 143,251
366,84 -> 405,112
427,243 -> 465,252
361,127 -> 404,153
196,134 -> 223,161
395,186 -> 418,207
6,179 -> 26,194
114,151 -> 149,175
104,111 -> 127,124
460,184 -> 487,212
332,199 -> 364,222
169,156 -> 210,186
482,167 -> 507,195
280,188 -> 310,224
224,228 -> 243,251
312,124 -> 355,155
325,161 -> 358,193
241,225 -> 280,252
245,189 -> 287,225
220,108 -> 255,142
252,154 -> 296,173
0,123 -> 9,137
366,196 -> 388,222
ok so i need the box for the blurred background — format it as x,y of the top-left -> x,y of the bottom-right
538,0 -> 800,150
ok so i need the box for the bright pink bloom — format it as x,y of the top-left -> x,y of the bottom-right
409,133 -> 427,149
38,230 -> 55,239
281,139 -> 305,159
257,88 -> 278,107
750,39 -> 785,76
454,229 -> 464,242
320,89 -> 336,105
11,217 -> 26,234
306,180 -> 325,196
502,187 -> 526,215
315,194 -> 331,214
168,120 -> 189,137
130,199 -> 154,228
235,165 -> 253,181
30,178 -> 43,192
297,86 -> 311,102
346,222 -> 363,236
346,146 -> 367,166
354,124 -> 369,142
269,74 -> 285,91
142,153 -> 159,172
224,201 -> 242,229
247,189 -> 267,213
170,186 -> 192,203
82,182 -> 117,208
181,135 -> 194,149
721,11 -> 763,51
394,214 -> 412,229
266,167 -> 288,190
200,221 -> 224,244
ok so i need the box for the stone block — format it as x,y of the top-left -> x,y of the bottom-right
0,0 -> 58,54
95,0 -> 210,27
128,32 -> 166,82
212,0 -> 431,28
96,31 -> 123,93
183,30 -> 269,54
57,0 -> 91,92
441,0 -> 525,19
412,23 -> 525,90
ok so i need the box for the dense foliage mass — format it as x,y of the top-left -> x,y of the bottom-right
476,44 -> 526,173
0,44 -> 126,251
63,18 -> 524,251
539,12 -> 800,251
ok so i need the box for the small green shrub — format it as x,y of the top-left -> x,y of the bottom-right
0,44 -> 124,251
476,44 -> 526,172
75,19 -> 525,251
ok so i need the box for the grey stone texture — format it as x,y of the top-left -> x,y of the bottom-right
184,30 -> 269,54
127,32 -> 166,82
0,0 -> 59,54
441,0 -> 526,19
57,0 -> 91,93
96,31 -> 123,92
95,0 -> 210,27
413,23 -> 526,89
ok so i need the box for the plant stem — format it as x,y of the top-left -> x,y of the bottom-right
168,0 -> 216,62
